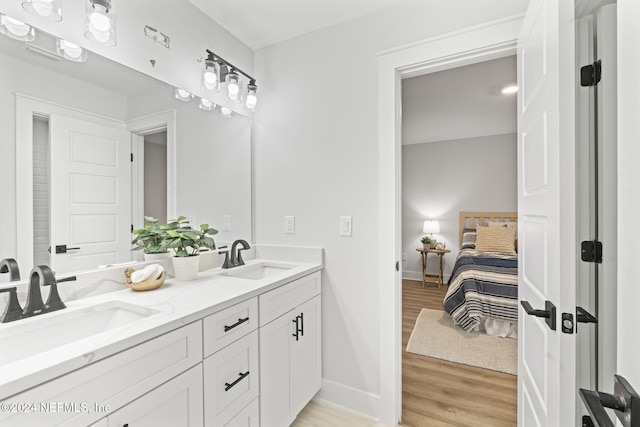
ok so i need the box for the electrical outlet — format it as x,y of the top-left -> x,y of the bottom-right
284,216 -> 295,234
223,215 -> 231,231
340,216 -> 352,236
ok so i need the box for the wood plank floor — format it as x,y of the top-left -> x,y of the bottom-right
401,279 -> 517,427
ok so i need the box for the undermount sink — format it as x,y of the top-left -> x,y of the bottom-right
0,301 -> 158,365
223,262 -> 295,280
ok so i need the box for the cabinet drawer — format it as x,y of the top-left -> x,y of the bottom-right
259,271 -> 321,326
224,397 -> 259,427
0,321 -> 202,427
203,297 -> 257,357
204,330 -> 259,427
107,364 -> 204,427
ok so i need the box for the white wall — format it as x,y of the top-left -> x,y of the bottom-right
401,134 -> 517,282
144,138 -> 168,223
253,0 -> 529,418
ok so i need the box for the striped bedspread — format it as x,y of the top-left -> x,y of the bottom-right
443,249 -> 518,332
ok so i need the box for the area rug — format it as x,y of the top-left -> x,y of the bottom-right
406,308 -> 517,375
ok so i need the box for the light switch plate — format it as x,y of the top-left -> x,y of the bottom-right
285,216 -> 295,234
340,216 -> 352,236
222,215 -> 231,231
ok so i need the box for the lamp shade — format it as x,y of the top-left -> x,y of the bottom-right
423,220 -> 440,234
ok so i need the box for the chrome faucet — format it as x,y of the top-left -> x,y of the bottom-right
0,258 -> 21,282
222,240 -> 251,269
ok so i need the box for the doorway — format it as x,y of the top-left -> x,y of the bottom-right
399,56 -> 518,425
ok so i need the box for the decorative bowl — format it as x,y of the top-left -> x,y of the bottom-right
124,267 -> 166,291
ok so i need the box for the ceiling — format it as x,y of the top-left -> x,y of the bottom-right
188,0 -> 407,50
401,55 -> 517,146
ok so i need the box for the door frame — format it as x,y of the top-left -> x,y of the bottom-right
126,110 -> 177,231
15,94 -> 128,270
376,15 -> 524,423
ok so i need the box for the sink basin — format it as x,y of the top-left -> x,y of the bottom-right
223,262 -> 295,280
0,301 -> 158,365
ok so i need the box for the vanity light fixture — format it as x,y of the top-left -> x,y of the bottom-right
56,39 -> 88,62
22,0 -> 62,22
174,88 -> 194,102
199,98 -> 215,111
0,14 -> 36,41
205,49 -> 258,111
84,0 -> 116,47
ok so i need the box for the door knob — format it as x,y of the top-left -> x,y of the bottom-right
521,300 -> 556,330
580,375 -> 640,427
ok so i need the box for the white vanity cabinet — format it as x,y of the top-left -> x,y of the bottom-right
259,272 -> 322,427
0,321 -> 202,427
203,298 -> 259,427
105,364 -> 204,426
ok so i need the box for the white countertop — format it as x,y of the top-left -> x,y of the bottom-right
0,258 -> 322,400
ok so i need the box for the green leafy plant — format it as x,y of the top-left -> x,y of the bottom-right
164,216 -> 218,257
420,235 -> 433,244
131,216 -> 170,254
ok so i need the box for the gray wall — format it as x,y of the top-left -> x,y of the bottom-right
401,134 -> 517,281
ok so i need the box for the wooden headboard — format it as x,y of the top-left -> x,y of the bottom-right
459,211 -> 518,245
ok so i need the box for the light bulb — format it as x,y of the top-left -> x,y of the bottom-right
204,71 -> 217,89
90,27 -> 110,43
220,107 -> 232,118
245,83 -> 258,111
90,5 -> 111,32
22,0 -> 61,21
56,39 -> 88,62
174,88 -> 193,102
199,98 -> 214,111
0,14 -> 35,41
2,16 -> 31,37
245,94 -> 257,110
31,0 -> 53,17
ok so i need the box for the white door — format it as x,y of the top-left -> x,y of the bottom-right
49,114 -> 131,274
517,0 -> 578,425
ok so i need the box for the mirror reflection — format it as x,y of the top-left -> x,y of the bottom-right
0,25 -> 252,276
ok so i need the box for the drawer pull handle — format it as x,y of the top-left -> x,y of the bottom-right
224,316 -> 249,332
225,371 -> 250,391
292,317 -> 299,341
298,312 -> 304,337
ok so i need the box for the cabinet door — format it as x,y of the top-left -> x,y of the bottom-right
107,364 -> 204,427
290,295 -> 322,415
259,308 -> 294,427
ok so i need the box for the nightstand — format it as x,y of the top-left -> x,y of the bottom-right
416,248 -> 451,288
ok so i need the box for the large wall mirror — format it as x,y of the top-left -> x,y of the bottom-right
0,26 -> 252,276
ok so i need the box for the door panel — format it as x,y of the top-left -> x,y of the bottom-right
50,114 -> 131,273
518,0 -> 577,425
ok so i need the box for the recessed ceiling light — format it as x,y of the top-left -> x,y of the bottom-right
501,85 -> 518,94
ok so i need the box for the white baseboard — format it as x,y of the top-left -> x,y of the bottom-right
314,378 -> 383,421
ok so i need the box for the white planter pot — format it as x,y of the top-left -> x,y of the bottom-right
172,255 -> 200,281
144,252 -> 171,262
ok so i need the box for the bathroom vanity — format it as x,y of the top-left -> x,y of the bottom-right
0,248 -> 323,426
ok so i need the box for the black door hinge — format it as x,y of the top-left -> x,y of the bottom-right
580,60 -> 602,87
131,224 -> 134,233
581,240 -> 603,263
130,153 -> 134,162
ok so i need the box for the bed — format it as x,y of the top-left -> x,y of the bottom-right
443,211 -> 519,338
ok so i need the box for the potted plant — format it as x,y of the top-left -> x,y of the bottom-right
164,216 -> 218,281
420,235 -> 434,250
131,216 -> 171,261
